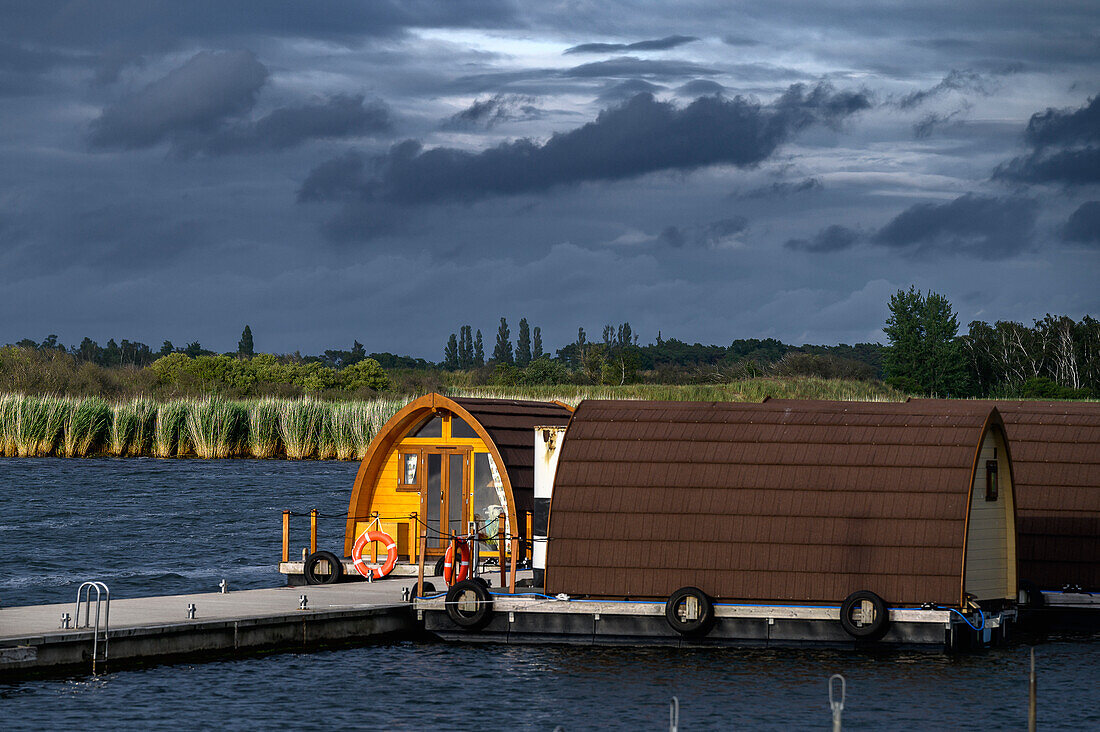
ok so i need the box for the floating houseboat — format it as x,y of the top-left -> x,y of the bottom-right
913,399 -> 1100,617
420,399 -> 1018,649
281,394 -> 572,585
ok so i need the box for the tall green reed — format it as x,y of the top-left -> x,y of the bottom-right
60,397 -> 111,457
247,399 -> 282,459
153,400 -> 191,458
187,398 -> 246,459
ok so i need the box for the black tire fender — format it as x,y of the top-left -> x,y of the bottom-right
303,551 -> 344,585
840,590 -> 890,639
434,556 -> 446,577
665,586 -> 715,636
445,579 -> 494,630
408,581 -> 436,601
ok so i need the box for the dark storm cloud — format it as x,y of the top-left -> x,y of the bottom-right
1023,93 -> 1100,148
187,94 -> 393,156
563,56 -> 717,79
896,69 -> 989,109
1063,201 -> 1100,245
738,178 -> 822,199
722,35 -> 762,47
442,94 -> 540,129
3,1 -> 517,49
872,193 -> 1037,258
659,217 -> 748,248
595,79 -> 665,104
298,152 -> 368,203
913,106 -> 968,139
785,224 -> 860,252
301,83 -> 872,212
677,79 -> 725,97
87,50 -> 268,150
564,35 -> 699,55
993,94 -> 1100,186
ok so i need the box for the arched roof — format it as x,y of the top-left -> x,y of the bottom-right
546,399 -> 1008,606
344,393 -> 571,555
914,399 -> 1100,590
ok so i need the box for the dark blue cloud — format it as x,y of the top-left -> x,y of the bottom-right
994,94 -> 1100,186
1063,201 -> 1100,245
88,50 -> 268,150
785,224 -> 860,252
302,83 -> 871,211
564,35 -> 698,55
872,193 -> 1036,258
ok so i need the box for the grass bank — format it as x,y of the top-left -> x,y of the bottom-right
0,379 -> 908,459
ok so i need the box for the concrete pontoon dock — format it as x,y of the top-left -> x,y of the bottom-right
417,594 -> 1016,650
0,580 -> 421,677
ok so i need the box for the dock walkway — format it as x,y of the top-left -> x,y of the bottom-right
0,579 -> 422,677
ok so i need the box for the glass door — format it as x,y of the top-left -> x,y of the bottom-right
422,449 -> 468,551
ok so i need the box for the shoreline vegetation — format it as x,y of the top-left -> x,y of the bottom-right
1,379 -> 908,460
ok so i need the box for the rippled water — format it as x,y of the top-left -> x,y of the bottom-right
2,459 -> 1098,730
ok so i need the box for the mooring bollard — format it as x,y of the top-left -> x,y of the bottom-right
219,579 -> 229,594
829,674 -> 846,732
59,612 -> 71,629
186,603 -> 196,619
299,594 -> 309,610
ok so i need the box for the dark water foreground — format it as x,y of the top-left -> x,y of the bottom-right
2,459 -> 1098,730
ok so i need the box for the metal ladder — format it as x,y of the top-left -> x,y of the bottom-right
75,581 -> 110,673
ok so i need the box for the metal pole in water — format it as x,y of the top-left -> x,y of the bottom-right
829,674 -> 846,732
1028,648 -> 1036,732
669,696 -> 679,732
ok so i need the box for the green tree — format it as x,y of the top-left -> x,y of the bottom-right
339,358 -> 389,392
458,325 -> 472,368
443,333 -> 459,370
492,318 -> 513,364
474,330 -> 485,366
533,326 -> 543,359
883,287 -> 969,395
238,326 -> 254,359
516,318 -> 532,366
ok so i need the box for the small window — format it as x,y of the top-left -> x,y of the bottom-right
451,415 -> 478,439
400,454 -> 418,487
411,414 -> 443,438
985,460 -> 998,501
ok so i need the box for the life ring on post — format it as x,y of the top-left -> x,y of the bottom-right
351,530 -> 398,580
442,538 -> 471,585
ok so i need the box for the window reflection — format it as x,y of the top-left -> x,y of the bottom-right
451,416 -> 478,439
402,454 -> 418,485
473,453 -> 506,549
411,414 -> 443,438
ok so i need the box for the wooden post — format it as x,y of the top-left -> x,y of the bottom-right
281,510 -> 290,563
416,523 -> 427,599
525,511 -> 532,552
410,513 -> 418,564
509,536 -> 518,594
1029,647 -> 1036,732
309,509 -> 318,555
497,523 -> 506,589
371,512 -> 378,564
449,534 -> 458,586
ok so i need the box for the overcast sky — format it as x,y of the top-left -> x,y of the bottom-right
1,1 -> 1098,358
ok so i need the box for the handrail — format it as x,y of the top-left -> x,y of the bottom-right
75,581 -> 110,673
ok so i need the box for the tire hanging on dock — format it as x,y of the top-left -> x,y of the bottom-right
445,579 -> 494,630
839,590 -> 890,640
664,586 -> 715,636
351,530 -> 399,580
303,550 -> 344,585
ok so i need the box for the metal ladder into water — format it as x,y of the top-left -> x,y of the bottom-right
75,581 -> 110,673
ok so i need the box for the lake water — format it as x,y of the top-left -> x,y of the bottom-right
2,459 -> 1098,730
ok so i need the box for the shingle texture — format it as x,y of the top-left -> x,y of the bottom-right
450,397 -> 572,520
916,399 -> 1100,590
546,400 -> 1002,606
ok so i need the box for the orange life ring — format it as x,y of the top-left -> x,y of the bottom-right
352,530 -> 398,580
442,538 -> 471,585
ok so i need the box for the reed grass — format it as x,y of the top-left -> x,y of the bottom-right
153,400 -> 191,458
187,398 -> 246,459
247,399 -> 282,459
108,399 -> 156,456
278,399 -> 325,460
60,397 -> 111,457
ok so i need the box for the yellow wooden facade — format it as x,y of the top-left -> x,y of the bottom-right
344,394 -> 519,566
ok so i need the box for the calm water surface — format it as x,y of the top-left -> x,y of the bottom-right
1,459 -> 1098,730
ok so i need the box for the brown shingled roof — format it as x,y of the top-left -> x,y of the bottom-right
450,397 -> 573,500
546,399 -> 1005,607
914,399 -> 1100,590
